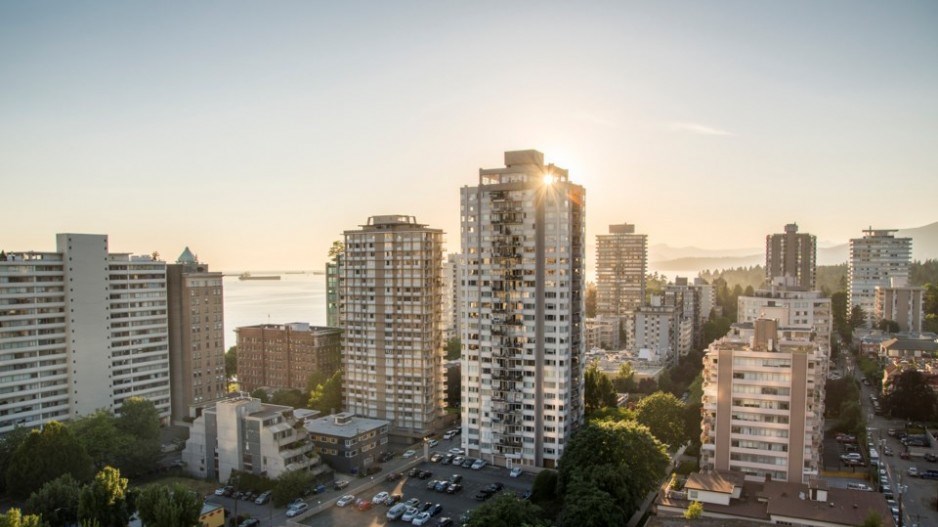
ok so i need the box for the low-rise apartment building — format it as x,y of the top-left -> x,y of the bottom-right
305,412 -> 389,474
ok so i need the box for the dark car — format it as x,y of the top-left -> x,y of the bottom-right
441,454 -> 453,465
428,503 -> 443,517
486,482 -> 504,492
926,453 -> 938,462
436,518 -> 454,527
449,474 -> 462,483
418,470 -> 433,480
461,459 -> 474,468
223,486 -> 235,497
379,451 -> 395,462
238,519 -> 259,527
421,501 -> 433,512
385,494 -> 403,506
386,472 -> 403,481
409,467 -> 421,478
474,490 -> 492,501
446,483 -> 462,494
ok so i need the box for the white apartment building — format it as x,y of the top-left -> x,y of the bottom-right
584,315 -> 621,351
737,285 -> 832,344
442,254 -> 461,342
849,228 -> 912,327
0,234 -> 170,434
341,215 -> 445,438
182,395 -> 320,483
460,149 -> 586,469
874,277 -> 924,333
629,297 -> 688,364
596,223 -> 647,318
701,319 -> 827,484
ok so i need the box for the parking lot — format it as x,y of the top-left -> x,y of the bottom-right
300,456 -> 533,527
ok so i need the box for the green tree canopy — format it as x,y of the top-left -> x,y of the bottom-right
684,501 -> 703,519
885,369 -> 938,422
115,398 -> 161,477
466,492 -> 548,527
78,466 -> 131,527
271,469 -> 315,507
270,389 -> 307,409
529,469 -> 560,520
860,510 -> 884,527
0,509 -> 43,527
445,337 -> 461,361
849,305 -> 866,330
0,427 -> 31,494
557,477 -> 625,527
26,473 -> 81,527
136,483 -> 202,527
635,391 -> 686,447
612,362 -> 636,392
6,421 -> 94,499
250,388 -> 270,403
558,420 -> 669,520
584,363 -> 617,415
308,369 -> 343,413
225,346 -> 238,379
585,282 -> 597,318
70,411 -> 130,470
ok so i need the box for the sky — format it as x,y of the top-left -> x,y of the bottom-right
2,1 -> 936,272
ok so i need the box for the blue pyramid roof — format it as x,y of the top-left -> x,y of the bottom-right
176,246 -> 197,264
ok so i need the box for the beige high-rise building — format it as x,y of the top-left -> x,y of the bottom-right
596,223 -> 647,318
166,247 -> 226,423
460,149 -> 586,469
765,224 -> 816,290
874,277 -> 924,333
341,215 -> 444,437
236,323 -> 342,393
701,319 -> 827,484
849,228 -> 912,327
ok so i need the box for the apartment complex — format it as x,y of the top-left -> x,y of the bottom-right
701,319 -> 827,484
305,411 -> 389,474
0,234 -> 170,434
874,277 -> 924,333
166,247 -> 226,423
236,323 -> 342,393
849,228 -> 912,327
182,395 -> 322,483
737,287 -> 832,344
460,149 -> 586,469
596,223 -> 647,317
584,315 -> 620,351
325,241 -> 344,328
341,215 -> 445,437
442,254 -> 461,342
765,224 -> 816,290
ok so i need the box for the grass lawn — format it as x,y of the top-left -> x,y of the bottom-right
135,475 -> 218,497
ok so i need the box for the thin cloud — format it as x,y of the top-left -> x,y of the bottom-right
667,121 -> 734,137
571,112 -> 622,129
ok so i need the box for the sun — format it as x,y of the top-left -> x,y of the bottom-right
543,173 -> 555,185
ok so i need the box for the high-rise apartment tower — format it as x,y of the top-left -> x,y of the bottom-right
765,223 -> 816,290
848,228 -> 912,327
166,247 -> 226,423
596,223 -> 647,317
341,215 -> 444,437
460,149 -> 586,469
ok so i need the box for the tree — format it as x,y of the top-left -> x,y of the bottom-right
0,509 -> 42,527
884,369 -> 938,422
558,420 -> 669,521
225,346 -> 238,380
635,392 -> 686,447
467,492 -> 547,527
702,316 -> 731,348
6,421 -> 94,499
26,474 -> 82,527
636,378 -> 657,394
585,282 -> 597,318
876,319 -> 900,333
78,466 -> 131,527
557,477 -> 624,527
836,401 -> 864,437
831,291 -> 849,341
445,337 -> 461,361
0,426 -> 30,494
308,369 -> 343,413
271,469 -> 315,507
612,362 -> 635,393
70,411 -> 129,470
584,364 -> 617,415
115,398 -> 161,478
136,483 -> 201,527
849,305 -> 866,331
270,389 -> 307,409
684,501 -> 703,520
530,469 -> 560,519
250,388 -> 270,403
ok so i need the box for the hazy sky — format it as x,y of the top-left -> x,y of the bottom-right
2,1 -> 936,271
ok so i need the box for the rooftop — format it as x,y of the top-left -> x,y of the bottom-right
305,413 -> 389,438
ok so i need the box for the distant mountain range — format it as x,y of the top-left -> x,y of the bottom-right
650,221 -> 938,274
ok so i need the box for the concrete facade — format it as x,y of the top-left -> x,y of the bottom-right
874,277 -> 924,333
341,215 -> 445,438
849,228 -> 912,327
305,411 -> 389,474
765,223 -> 816,290
0,234 -> 171,433
596,223 -> 647,318
166,248 -> 226,423
459,149 -> 586,469
236,323 -> 342,393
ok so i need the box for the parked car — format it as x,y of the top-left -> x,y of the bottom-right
452,456 -> 465,466
427,439 -> 439,448
254,491 -> 272,505
443,430 -> 457,440
430,452 -> 443,463
448,447 -> 463,455
471,459 -> 487,470
446,483 -> 463,494
926,453 -> 938,462
385,494 -> 403,506
403,450 -> 417,458
434,480 -> 448,492
238,519 -> 259,527
436,518 -> 454,527
461,458 -> 474,468
427,479 -> 440,490
334,480 -> 350,490
428,503 -> 443,516
386,472 -> 403,481
401,507 -> 420,522
387,503 -> 408,520
418,470 -> 433,479
373,491 -> 390,504
215,487 -> 227,496
420,501 -> 433,512
286,503 -> 308,518
412,511 -> 432,526
405,498 -> 421,508
908,467 -> 919,477
449,474 -> 462,483
474,490 -> 493,501
336,495 -> 355,507
355,498 -> 373,511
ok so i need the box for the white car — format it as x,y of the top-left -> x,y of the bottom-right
336,494 -> 355,507
448,447 -> 463,455
401,507 -> 419,522
509,467 -> 523,478
214,487 -> 226,496
402,450 -> 417,459
427,439 -> 439,447
372,491 -> 390,504
286,503 -> 308,518
471,459 -> 487,470
412,511 -> 432,526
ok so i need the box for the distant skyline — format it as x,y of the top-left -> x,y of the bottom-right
2,2 -> 936,273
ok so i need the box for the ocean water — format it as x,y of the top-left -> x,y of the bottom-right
222,273 -> 327,350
